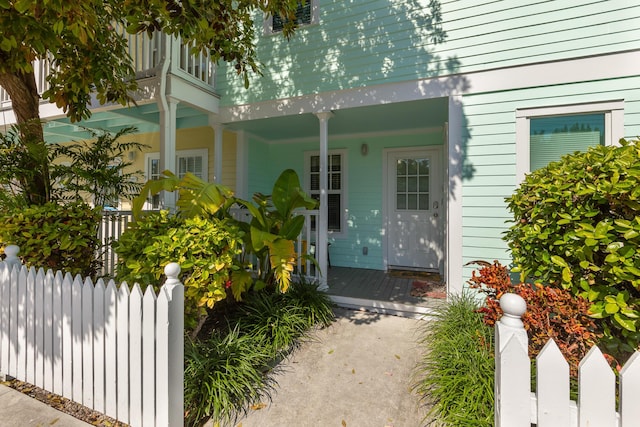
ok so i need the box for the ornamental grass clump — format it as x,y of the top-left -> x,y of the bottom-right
505,138 -> 640,358
415,292 -> 495,427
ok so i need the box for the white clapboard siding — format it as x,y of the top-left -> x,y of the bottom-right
496,293 -> 640,427
0,254 -> 184,427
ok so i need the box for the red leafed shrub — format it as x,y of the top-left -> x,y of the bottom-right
468,260 -> 603,376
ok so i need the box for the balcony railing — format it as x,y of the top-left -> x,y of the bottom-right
0,29 -> 215,111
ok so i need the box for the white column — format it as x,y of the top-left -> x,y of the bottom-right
235,130 -> 248,199
209,115 -> 223,183
315,111 -> 334,290
447,96 -> 464,296
159,96 -> 178,210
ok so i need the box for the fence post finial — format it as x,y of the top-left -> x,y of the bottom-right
499,293 -> 526,328
3,245 -> 21,271
163,262 -> 181,288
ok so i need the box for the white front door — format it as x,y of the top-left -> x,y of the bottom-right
386,148 -> 443,271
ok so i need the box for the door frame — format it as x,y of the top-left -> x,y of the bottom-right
382,145 -> 445,273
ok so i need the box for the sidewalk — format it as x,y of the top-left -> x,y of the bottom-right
0,383 -> 91,427
225,307 -> 429,427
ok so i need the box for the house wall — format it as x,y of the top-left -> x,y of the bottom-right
460,75 -> 640,281
247,129 -> 444,270
124,126 -> 237,191
217,0 -> 640,106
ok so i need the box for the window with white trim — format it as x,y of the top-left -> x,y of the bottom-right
265,0 -> 318,34
515,101 -> 624,182
305,150 -> 347,235
145,149 -> 208,209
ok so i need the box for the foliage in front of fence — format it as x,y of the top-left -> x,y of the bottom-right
184,280 -> 335,426
49,126 -> 148,208
414,292 -> 494,426
233,168 -> 318,293
0,201 -> 101,276
468,260 -> 602,377
505,138 -> 640,358
132,168 -> 319,294
112,210 -> 246,331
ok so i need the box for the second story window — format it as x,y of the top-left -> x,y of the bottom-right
266,1 -> 318,34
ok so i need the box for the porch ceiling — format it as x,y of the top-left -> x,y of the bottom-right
42,102 -> 208,144
223,98 -> 448,141
41,97 -> 447,144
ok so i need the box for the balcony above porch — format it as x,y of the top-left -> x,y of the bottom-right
0,28 -> 219,144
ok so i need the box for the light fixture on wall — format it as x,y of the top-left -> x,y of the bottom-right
128,151 -> 137,161
360,143 -> 368,156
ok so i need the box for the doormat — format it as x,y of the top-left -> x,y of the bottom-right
388,270 -> 446,299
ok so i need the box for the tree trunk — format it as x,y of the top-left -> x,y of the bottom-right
0,70 -> 51,205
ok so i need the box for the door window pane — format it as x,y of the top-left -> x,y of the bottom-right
396,157 -> 429,211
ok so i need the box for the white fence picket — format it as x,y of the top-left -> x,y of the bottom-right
116,283 -> 131,424
82,277 -> 94,408
0,264 -> 9,377
142,286 -> 157,427
72,275 -> 83,403
104,280 -> 118,419
52,271 -> 64,395
25,267 -> 36,385
129,283 -> 144,427
536,339 -> 570,426
61,272 -> 73,400
620,351 -> 640,426
42,269 -> 54,391
34,268 -> 46,388
93,279 -> 106,413
0,253 -> 183,427
578,346 -> 617,427
15,267 -> 27,380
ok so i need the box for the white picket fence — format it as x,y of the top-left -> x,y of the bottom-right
495,293 -> 640,427
0,245 -> 184,427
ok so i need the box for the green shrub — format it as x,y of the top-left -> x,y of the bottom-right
282,279 -> 335,328
0,201 -> 101,276
113,211 -> 247,331
415,293 -> 494,426
505,139 -> 640,357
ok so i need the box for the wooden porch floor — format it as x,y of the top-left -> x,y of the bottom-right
324,267 -> 446,318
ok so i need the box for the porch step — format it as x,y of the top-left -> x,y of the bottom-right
328,295 -> 438,320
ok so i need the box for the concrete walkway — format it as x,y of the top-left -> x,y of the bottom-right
226,307 -> 428,427
0,383 -> 91,427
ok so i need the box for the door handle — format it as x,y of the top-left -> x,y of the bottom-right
433,201 -> 439,209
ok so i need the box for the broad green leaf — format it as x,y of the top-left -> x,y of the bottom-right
614,313 -> 637,332
551,255 -> 568,268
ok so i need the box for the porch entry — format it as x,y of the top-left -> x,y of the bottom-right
385,147 -> 443,272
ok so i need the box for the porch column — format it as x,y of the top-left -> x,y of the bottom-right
235,130 -> 248,199
447,96 -> 464,296
209,115 -> 223,183
159,95 -> 179,210
315,111 -> 334,290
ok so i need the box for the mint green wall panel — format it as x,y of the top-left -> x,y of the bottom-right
461,76 -> 640,286
245,130 -> 444,270
218,0 -> 639,106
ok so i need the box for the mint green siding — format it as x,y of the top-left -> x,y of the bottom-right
218,0 -> 640,106
246,131 -> 444,270
461,76 -> 640,281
